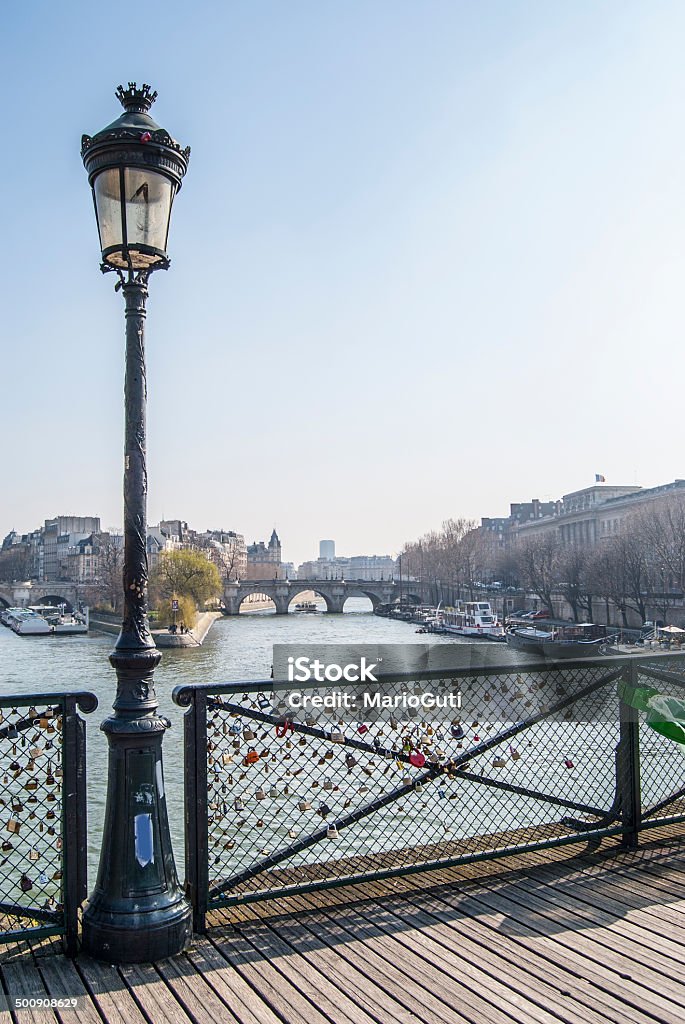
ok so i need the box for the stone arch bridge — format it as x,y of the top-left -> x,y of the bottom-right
0,582 -> 102,613
223,579 -> 425,616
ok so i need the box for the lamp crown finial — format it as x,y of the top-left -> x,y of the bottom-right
115,82 -> 158,113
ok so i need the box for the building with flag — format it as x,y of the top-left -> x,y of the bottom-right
511,479 -> 685,547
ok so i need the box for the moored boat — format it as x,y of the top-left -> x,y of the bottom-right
2,604 -> 89,636
505,622 -> 608,658
437,602 -> 506,641
29,604 -> 89,634
5,608 -> 53,636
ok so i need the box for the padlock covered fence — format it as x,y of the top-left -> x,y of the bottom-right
174,655 -> 685,929
0,691 -> 97,954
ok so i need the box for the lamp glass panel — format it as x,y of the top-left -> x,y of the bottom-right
93,168 -> 124,250
124,168 -> 174,252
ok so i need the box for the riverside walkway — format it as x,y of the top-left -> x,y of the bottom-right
1,823 -> 683,1024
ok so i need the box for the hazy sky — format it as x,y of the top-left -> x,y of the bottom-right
2,1 -> 685,566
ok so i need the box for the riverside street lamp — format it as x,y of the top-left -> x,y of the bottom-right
80,83 -> 192,962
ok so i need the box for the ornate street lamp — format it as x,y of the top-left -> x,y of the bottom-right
80,83 -> 192,962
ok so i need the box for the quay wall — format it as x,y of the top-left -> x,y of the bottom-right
90,610 -> 221,647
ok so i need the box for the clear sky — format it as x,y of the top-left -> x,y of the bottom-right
2,1 -> 685,566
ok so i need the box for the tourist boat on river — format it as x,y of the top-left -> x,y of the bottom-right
1,604 -> 89,636
505,622 -> 608,658
30,604 -> 89,634
294,601 -> 319,613
3,608 -> 53,635
436,602 -> 506,640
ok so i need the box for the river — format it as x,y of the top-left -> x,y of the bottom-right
0,602 -> 676,885
0,598 -> 521,868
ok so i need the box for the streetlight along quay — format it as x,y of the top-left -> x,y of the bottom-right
80,83 -> 192,962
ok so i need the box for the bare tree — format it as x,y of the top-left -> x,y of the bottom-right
592,525 -> 650,626
514,534 -> 559,613
556,546 -> 595,622
0,545 -> 30,583
631,499 -> 685,624
402,518 -> 479,602
97,534 -> 124,611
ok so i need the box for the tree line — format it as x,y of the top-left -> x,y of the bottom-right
401,498 -> 685,625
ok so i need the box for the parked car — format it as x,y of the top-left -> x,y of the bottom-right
531,609 -> 552,619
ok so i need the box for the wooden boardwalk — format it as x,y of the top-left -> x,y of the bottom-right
1,825 -> 684,1024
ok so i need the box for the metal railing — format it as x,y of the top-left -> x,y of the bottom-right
173,655 -> 685,931
0,691 -> 97,955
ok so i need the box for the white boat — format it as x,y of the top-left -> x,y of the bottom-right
6,608 -> 52,636
29,604 -> 89,635
437,601 -> 505,640
2,604 -> 89,637
1,606 -> 24,627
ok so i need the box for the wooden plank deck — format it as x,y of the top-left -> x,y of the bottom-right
0,825 -> 684,1024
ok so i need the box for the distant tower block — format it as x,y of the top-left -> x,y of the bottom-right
320,539 -> 335,560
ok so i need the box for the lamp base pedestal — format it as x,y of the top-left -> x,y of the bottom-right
81,891 -> 191,964
82,649 -> 192,964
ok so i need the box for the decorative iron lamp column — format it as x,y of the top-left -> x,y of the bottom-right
80,83 -> 192,963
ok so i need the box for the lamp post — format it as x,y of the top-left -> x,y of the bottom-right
80,83 -> 192,962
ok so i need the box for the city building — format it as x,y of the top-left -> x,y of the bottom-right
297,552 -> 397,581
41,516 -> 101,581
319,539 -> 335,560
505,480 -> 685,548
146,523 -> 186,571
63,531 -> 124,584
247,530 -> 285,580
198,529 -> 247,581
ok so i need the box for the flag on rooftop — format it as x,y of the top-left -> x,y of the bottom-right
595,474 -> 606,483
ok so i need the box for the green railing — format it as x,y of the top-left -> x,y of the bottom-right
174,654 -> 685,931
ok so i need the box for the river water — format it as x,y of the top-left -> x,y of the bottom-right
2,598 -> 520,868
2,601 -> 674,886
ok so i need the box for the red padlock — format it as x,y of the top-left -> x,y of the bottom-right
409,749 -> 426,768
243,748 -> 260,766
564,758 -> 574,769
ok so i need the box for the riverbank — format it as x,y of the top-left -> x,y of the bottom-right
154,610 -> 221,647
89,609 -> 222,647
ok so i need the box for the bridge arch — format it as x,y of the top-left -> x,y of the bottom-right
341,589 -> 381,612
34,595 -> 74,613
287,589 -> 332,613
236,589 -> 277,613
